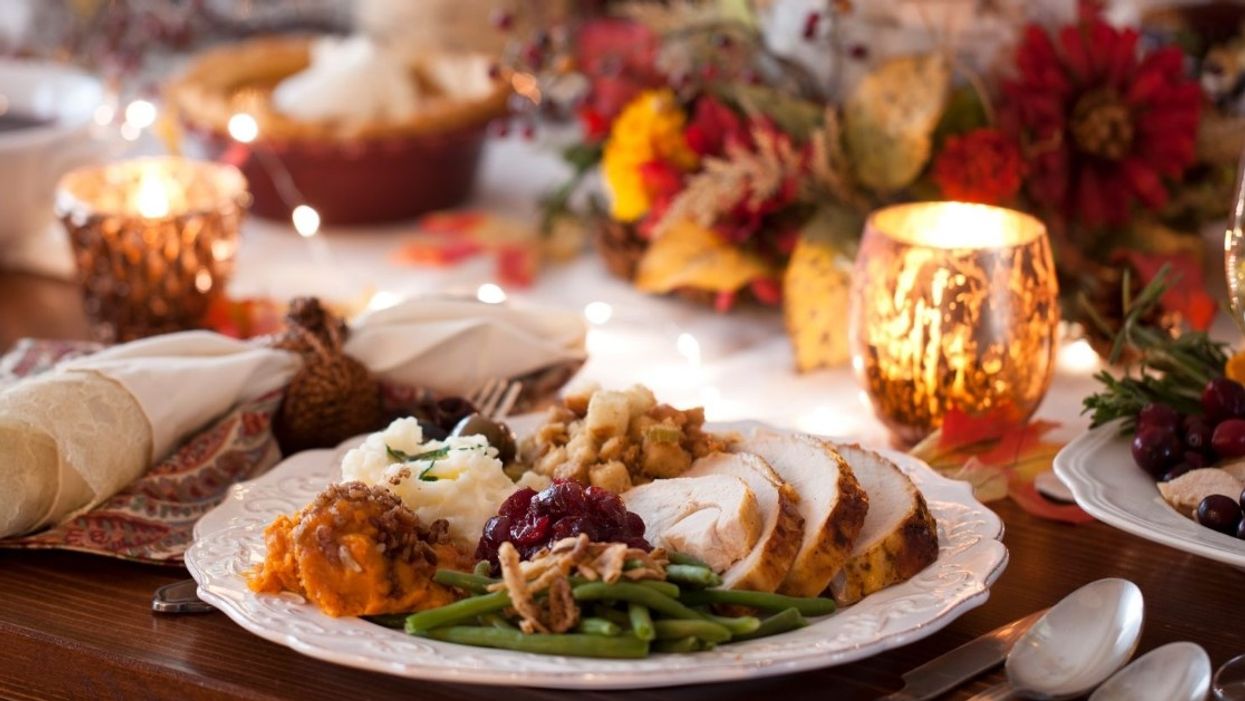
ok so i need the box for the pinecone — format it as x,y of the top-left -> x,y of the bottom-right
273,297 -> 350,356
271,300 -> 383,454
592,216 -> 647,281
1080,260 -> 1178,361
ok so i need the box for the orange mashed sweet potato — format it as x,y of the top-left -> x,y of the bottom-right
248,481 -> 470,617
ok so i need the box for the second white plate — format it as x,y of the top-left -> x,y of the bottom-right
1055,420 -> 1245,570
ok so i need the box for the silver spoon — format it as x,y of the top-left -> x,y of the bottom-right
967,578 -> 1145,700
1090,641 -> 1211,701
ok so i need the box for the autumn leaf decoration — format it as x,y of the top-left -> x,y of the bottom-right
910,406 -> 1095,524
651,122 -> 806,240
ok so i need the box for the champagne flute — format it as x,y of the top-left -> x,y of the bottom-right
1225,149 -> 1245,330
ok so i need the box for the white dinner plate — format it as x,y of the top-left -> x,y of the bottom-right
1054,421 -> 1245,570
185,421 -> 1007,690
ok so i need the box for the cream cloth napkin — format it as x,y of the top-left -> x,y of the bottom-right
346,298 -> 586,396
0,298 -> 585,539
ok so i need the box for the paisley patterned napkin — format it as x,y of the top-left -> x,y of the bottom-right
0,339 -> 285,565
0,337 -> 582,565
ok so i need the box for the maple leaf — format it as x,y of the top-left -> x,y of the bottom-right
1008,476 -> 1097,524
914,406 -> 1093,524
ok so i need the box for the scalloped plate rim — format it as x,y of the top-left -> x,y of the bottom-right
1054,420 -> 1245,569
186,421 -> 1008,689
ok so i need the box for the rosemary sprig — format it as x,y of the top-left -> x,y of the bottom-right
1080,265 -> 1228,431
386,445 -> 451,463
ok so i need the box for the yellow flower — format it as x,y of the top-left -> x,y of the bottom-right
1227,350 -> 1245,384
601,89 -> 697,222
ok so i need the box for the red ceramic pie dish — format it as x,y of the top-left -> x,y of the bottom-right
166,36 -> 510,226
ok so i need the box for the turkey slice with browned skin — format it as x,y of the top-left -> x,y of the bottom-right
828,443 -> 938,605
621,473 -> 762,573
734,431 -> 868,597
682,452 -> 804,593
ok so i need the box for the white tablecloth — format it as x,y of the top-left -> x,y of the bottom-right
11,133 -> 1202,447
225,135 -> 1120,448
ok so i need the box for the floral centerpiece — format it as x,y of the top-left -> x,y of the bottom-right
511,0 -> 1233,370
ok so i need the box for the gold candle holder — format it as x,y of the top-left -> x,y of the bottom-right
849,202 -> 1060,444
56,156 -> 249,342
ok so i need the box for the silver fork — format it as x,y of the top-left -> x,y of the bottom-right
154,378 -> 525,614
468,377 -> 523,420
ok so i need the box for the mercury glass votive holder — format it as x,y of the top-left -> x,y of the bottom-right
849,202 -> 1060,444
56,156 -> 249,342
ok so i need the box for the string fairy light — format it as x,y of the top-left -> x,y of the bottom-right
291,204 -> 321,238
477,283 -> 507,304
583,301 -> 613,325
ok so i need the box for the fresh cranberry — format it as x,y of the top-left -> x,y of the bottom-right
1212,419 -> 1245,459
533,480 -> 586,517
1131,425 -> 1182,477
1203,377 -> 1245,423
624,512 -> 646,536
483,515 -> 510,544
1182,415 -> 1213,454
1138,403 -> 1181,432
585,486 -> 626,527
511,513 -> 552,546
499,488 -> 536,520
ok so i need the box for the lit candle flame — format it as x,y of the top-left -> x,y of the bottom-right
135,171 -> 170,218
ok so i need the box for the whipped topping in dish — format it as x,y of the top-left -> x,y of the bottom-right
272,35 -> 419,124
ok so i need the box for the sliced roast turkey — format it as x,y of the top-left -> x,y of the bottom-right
681,452 -> 805,592
621,472 -> 762,573
734,431 -> 868,597
828,443 -> 938,605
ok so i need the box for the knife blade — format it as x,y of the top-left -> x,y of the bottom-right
878,608 -> 1047,701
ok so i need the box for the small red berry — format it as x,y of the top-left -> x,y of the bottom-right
802,12 -> 821,40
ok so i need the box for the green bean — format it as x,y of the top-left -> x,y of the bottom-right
704,613 -> 761,636
479,613 -> 516,630
628,603 -> 654,641
652,619 -> 732,644
572,582 -> 705,620
594,605 -> 631,627
415,627 -> 650,659
668,552 -> 711,568
664,564 -> 722,589
473,560 -> 493,577
577,617 -> 622,637
679,589 -> 837,616
731,607 -> 808,642
404,590 -> 510,632
364,613 -> 409,629
653,636 -> 700,653
432,569 -> 496,595
636,579 -> 681,598
623,558 -> 646,570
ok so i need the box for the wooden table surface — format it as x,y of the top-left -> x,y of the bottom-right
1,272 -> 1242,701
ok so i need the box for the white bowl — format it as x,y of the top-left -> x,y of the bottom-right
0,59 -> 107,246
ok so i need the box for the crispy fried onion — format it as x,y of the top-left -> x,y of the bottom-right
491,536 -> 668,634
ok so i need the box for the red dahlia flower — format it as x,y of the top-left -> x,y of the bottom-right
932,129 -> 1024,205
1003,14 -> 1201,227
684,97 -> 747,158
